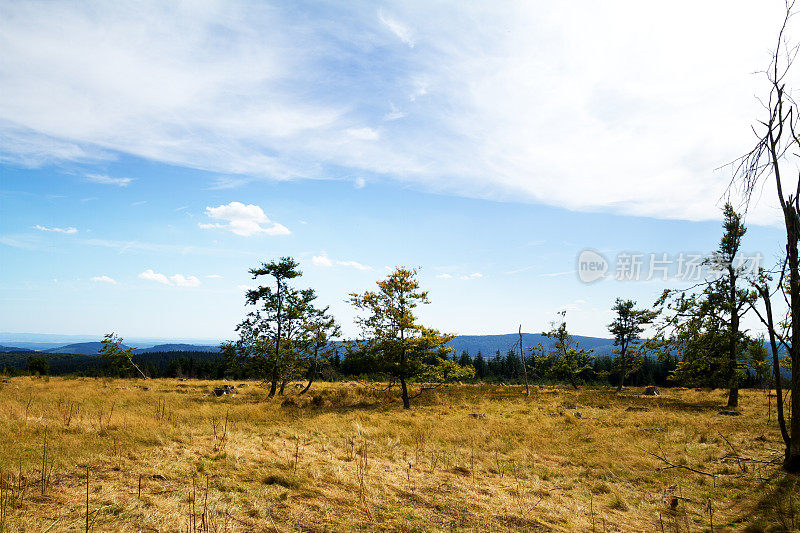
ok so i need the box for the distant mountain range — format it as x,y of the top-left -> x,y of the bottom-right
0,342 -> 221,355
0,334 -> 619,357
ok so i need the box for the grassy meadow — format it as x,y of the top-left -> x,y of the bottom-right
0,378 -> 797,532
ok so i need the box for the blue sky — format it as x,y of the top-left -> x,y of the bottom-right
0,1 -> 792,340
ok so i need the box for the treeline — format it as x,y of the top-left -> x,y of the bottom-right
2,348 -> 770,391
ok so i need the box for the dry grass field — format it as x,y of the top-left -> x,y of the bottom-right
0,378 -> 797,532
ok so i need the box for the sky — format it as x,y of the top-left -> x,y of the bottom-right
0,1 -> 795,341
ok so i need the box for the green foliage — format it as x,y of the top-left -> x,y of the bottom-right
228,257 -> 335,395
655,203 -> 758,392
607,298 -> 656,388
98,333 -> 135,377
25,356 -> 49,376
348,267 -> 474,407
531,312 -> 593,388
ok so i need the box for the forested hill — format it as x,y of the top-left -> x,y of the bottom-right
0,334 -> 618,356
446,334 -> 617,358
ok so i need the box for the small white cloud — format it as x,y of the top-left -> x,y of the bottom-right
459,272 -> 483,280
435,273 -> 452,279
200,201 -> 290,237
85,174 -> 132,187
34,224 -> 77,234
206,274 -> 222,279
312,253 -> 333,267
170,274 -> 201,287
345,127 -> 379,141
91,275 -> 117,284
138,269 -> 201,287
175,206 -> 189,212
337,260 -> 372,271
139,269 -> 172,285
384,103 -> 406,121
354,176 -> 366,189
237,284 -> 256,292
131,201 -> 146,206
378,10 -> 415,48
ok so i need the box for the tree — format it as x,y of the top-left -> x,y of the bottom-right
348,267 -> 474,408
99,333 -> 144,378
608,299 -> 656,391
729,4 -> 800,471
532,312 -> 594,388
655,204 -> 756,407
298,306 -> 340,395
26,356 -> 49,376
473,351 -> 486,379
234,257 -> 308,397
458,350 -> 471,369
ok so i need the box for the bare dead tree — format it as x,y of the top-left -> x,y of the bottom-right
729,1 -> 800,471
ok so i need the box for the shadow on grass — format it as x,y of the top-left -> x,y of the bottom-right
739,471 -> 799,532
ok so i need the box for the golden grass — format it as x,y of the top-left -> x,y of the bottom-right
0,378 -> 797,532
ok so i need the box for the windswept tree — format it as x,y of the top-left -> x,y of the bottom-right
608,298 -> 656,391
227,257 -> 324,397
298,306 -> 340,395
99,333 -> 145,378
655,203 -> 756,407
531,311 -> 594,388
348,267 -> 474,408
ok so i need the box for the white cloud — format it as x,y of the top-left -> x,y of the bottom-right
383,104 -> 406,121
170,273 -> 201,287
206,274 -> 222,279
85,174 -> 132,187
345,127 -> 379,141
312,252 -> 333,267
200,201 -> 290,237
34,224 -> 77,234
139,269 -> 171,285
378,10 -> 415,48
0,2 -> 790,224
138,269 -> 200,287
237,284 -> 256,292
435,273 -> 452,279
353,176 -> 366,189
91,275 -> 117,284
336,260 -> 371,271
459,272 -> 483,280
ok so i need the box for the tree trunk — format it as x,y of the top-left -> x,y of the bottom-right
300,349 -> 317,395
400,376 -> 410,409
267,364 -> 279,398
279,378 -> 287,395
786,204 -> 800,472
617,345 -> 626,392
727,266 -> 740,408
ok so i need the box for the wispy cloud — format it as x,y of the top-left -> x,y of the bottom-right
199,202 -> 290,237
90,275 -> 117,284
34,224 -> 77,234
378,10 -> 415,48
435,273 -> 452,279
539,270 -> 575,278
0,2 -> 786,224
336,260 -> 371,271
459,272 -> 483,280
85,174 -> 132,187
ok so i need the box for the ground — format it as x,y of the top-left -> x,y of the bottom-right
0,378 -> 797,532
